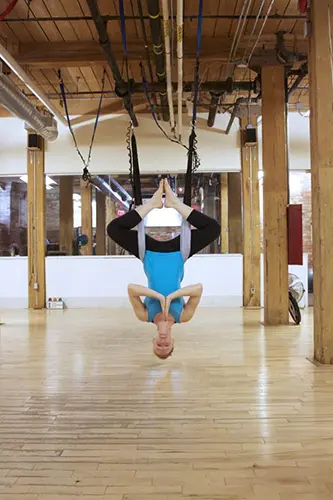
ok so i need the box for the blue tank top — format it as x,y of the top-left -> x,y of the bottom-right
143,250 -> 184,323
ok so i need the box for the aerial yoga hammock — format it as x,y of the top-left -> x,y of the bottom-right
107,0 -> 220,360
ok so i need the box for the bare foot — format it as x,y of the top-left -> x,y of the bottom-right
150,179 -> 164,209
164,178 -> 177,208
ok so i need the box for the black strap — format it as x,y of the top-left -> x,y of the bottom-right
58,69 -> 106,182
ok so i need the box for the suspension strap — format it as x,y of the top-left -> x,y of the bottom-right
184,0 -> 203,207
58,69 -> 106,182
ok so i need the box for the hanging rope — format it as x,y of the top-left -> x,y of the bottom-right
58,69 -> 106,182
140,62 -> 188,151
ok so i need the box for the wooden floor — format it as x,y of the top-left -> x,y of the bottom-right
0,307 -> 333,500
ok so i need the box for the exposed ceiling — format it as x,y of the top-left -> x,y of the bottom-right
0,0 -> 309,121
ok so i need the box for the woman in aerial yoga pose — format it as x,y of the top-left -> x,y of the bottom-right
107,178 -> 220,359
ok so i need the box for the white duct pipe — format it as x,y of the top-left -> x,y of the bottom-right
0,42 -> 67,126
0,72 -> 58,141
162,0 -> 175,132
177,0 -> 183,141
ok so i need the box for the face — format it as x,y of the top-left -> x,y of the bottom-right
153,320 -> 174,358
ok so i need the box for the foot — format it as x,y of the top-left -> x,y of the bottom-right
164,178 -> 177,208
150,179 -> 164,209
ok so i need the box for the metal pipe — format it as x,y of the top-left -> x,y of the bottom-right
162,0 -> 175,130
0,72 -> 58,141
207,93 -> 220,127
177,0 -> 183,141
24,80 -> 257,97
225,98 -> 244,135
276,31 -> 307,64
288,63 -> 308,98
85,0 -> 138,126
147,0 -> 169,122
2,15 -> 307,22
0,42 -> 66,126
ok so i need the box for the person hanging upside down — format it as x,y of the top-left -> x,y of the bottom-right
107,178 -> 220,359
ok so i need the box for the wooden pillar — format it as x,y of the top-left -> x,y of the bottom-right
105,196 -> 117,255
228,172 -> 243,254
96,190 -> 106,255
59,176 -> 73,255
220,173 -> 229,253
309,0 -> 333,363
80,179 -> 92,255
261,66 -> 289,324
241,119 -> 261,307
27,136 -> 46,309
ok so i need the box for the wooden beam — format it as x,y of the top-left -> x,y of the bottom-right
309,0 -> 333,363
80,179 -> 92,256
241,120 -> 261,308
261,66 -> 289,324
96,190 -> 106,255
59,176 -> 73,255
105,197 -> 117,255
228,172 -> 243,254
27,137 -> 46,309
220,173 -> 229,253
14,37 -> 308,67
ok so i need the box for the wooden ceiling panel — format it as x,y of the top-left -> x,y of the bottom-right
16,0 -> 62,42
59,0 -> 94,41
213,0 -> 236,38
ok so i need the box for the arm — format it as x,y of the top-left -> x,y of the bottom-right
166,283 -> 203,323
127,283 -> 165,322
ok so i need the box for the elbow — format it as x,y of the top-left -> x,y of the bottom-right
107,219 -> 117,239
212,219 -> 221,240
197,283 -> 203,295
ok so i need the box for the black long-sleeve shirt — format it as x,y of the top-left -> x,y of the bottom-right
107,209 -> 220,259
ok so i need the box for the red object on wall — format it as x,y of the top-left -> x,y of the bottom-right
298,0 -> 307,14
287,204 -> 303,265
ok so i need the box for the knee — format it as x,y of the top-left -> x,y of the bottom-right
106,219 -> 117,239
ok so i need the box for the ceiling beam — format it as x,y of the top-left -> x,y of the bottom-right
13,37 -> 308,68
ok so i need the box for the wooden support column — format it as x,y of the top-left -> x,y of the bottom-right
27,136 -> 46,309
105,196 -> 117,255
220,173 -> 229,253
59,176 -> 73,255
228,172 -> 243,254
261,66 -> 289,324
96,190 -> 106,255
309,0 -> 333,363
80,179 -> 92,255
241,118 -> 261,308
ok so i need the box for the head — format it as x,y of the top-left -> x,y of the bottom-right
153,319 -> 174,359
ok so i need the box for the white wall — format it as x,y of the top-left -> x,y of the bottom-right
0,257 -> 28,308
0,111 -> 311,176
0,253 -> 309,310
45,254 -> 243,309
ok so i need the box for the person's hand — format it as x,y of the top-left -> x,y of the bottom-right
150,179 -> 164,209
156,293 -> 166,318
164,178 -> 177,208
165,293 -> 174,318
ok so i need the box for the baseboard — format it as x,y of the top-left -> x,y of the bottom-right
57,295 -> 243,309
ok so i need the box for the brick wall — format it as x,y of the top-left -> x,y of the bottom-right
46,188 -> 59,243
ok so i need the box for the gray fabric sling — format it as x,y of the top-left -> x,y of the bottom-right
138,218 -> 191,263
